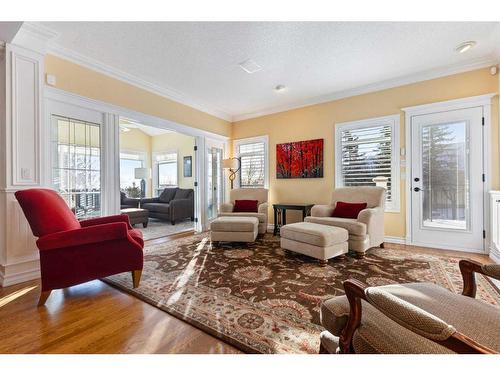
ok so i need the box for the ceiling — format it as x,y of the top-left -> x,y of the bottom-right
38,22 -> 500,121
120,118 -> 173,136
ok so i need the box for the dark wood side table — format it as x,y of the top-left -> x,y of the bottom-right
273,203 -> 314,235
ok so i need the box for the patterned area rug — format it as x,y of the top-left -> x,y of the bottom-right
104,233 -> 500,354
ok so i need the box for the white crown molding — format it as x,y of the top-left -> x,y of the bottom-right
47,43 -> 233,122
10,22 -> 59,55
232,56 -> 499,122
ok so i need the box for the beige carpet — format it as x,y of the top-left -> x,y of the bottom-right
137,218 -> 194,241
104,233 -> 500,354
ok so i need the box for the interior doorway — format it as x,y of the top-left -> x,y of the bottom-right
119,118 -> 197,240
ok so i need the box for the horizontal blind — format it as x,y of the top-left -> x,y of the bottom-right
238,142 -> 265,187
340,124 -> 393,203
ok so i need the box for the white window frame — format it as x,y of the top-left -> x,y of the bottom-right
119,149 -> 147,192
335,114 -> 401,212
233,135 -> 269,189
152,150 -> 179,195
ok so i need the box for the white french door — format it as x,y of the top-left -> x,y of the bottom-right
206,139 -> 224,221
410,107 -> 484,252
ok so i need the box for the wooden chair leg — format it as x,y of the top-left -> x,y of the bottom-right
132,270 -> 142,288
319,259 -> 328,267
38,290 -> 52,306
319,342 -> 330,354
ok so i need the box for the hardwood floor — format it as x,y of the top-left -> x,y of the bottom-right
0,235 -> 492,354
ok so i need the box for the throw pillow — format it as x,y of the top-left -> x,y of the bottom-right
332,201 -> 367,219
234,199 -> 259,213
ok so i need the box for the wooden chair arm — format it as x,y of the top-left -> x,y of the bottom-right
459,259 -> 484,298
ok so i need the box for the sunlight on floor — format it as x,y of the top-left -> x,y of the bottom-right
0,285 -> 38,308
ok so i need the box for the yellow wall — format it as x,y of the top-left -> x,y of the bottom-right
119,128 -> 153,196
152,132 -> 196,189
45,54 -> 232,137
232,68 -> 499,238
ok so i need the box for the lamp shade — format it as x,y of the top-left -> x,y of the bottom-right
223,158 -> 239,169
134,167 -> 148,180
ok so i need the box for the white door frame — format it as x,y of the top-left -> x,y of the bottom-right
44,86 -> 229,232
402,93 -> 496,253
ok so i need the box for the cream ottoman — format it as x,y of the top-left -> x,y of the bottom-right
280,222 -> 348,265
210,216 -> 259,244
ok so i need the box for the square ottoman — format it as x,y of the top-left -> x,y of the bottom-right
210,216 -> 259,244
120,208 -> 149,228
280,222 -> 348,265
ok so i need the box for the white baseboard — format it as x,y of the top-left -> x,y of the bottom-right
0,258 -> 40,287
384,236 -> 406,244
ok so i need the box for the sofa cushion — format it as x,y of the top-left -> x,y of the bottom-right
158,188 -> 177,203
142,202 -> 170,214
211,216 -> 259,232
280,222 -> 348,247
174,188 -> 192,200
218,212 -> 266,223
305,216 -> 367,236
234,199 -> 258,213
332,201 -> 367,219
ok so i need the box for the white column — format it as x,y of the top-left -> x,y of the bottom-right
0,43 -> 45,286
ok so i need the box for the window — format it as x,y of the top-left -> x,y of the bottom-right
52,115 -> 101,219
120,152 -> 145,197
335,115 -> 400,212
234,136 -> 269,188
154,152 -> 178,195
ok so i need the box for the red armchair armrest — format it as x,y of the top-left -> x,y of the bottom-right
80,214 -> 132,230
36,222 -> 130,250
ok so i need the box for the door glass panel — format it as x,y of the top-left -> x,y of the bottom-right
421,121 -> 469,230
207,147 -> 223,220
52,115 -> 102,219
207,149 -> 214,219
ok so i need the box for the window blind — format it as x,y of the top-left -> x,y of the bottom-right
340,124 -> 393,203
238,142 -> 265,187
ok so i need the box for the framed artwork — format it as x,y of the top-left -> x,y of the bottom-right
183,156 -> 192,177
276,138 -> 323,179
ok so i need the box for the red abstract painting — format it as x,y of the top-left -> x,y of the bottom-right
276,139 -> 323,179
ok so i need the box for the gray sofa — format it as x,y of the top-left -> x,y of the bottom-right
141,188 -> 194,225
120,191 -> 140,209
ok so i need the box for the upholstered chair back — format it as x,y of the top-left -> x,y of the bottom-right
331,186 -> 386,209
15,188 -> 81,237
229,188 -> 268,205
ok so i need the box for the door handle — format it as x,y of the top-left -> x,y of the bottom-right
414,187 -> 421,192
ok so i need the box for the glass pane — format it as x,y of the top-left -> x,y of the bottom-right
52,115 -> 101,219
158,162 -> 177,186
207,149 -> 214,219
421,121 -> 469,230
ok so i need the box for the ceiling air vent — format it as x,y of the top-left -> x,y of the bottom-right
239,59 -> 262,74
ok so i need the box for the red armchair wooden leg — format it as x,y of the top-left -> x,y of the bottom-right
38,290 -> 52,306
132,270 -> 142,288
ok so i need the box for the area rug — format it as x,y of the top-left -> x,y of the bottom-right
139,218 -> 194,241
104,233 -> 500,354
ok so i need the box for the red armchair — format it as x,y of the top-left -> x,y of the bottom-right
15,188 -> 144,306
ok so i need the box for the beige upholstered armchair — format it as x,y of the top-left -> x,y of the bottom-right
305,186 -> 385,257
319,260 -> 500,354
219,188 -> 269,234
